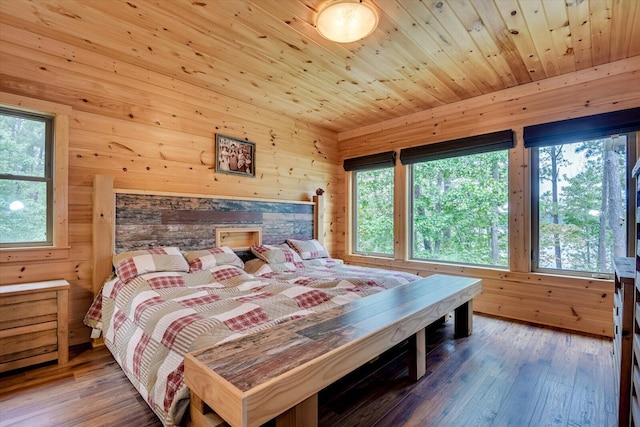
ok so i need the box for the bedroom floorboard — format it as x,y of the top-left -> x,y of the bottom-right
0,314 -> 615,427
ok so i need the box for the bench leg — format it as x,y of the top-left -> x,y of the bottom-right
276,394 -> 318,427
187,392 -> 227,427
454,300 -> 473,338
408,327 -> 426,380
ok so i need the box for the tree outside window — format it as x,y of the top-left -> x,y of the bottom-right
411,150 -> 509,267
0,108 -> 53,246
533,135 -> 633,275
353,167 -> 394,256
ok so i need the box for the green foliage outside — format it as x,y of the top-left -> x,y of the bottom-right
354,168 -> 394,255
0,113 -> 49,245
537,137 -> 627,274
411,151 -> 509,267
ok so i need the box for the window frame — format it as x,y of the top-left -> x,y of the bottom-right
530,132 -> 637,278
0,93 -> 70,262
0,107 -> 55,247
351,166 -> 395,257
407,149 -> 511,268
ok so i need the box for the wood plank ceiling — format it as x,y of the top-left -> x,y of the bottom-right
1,0 -> 639,133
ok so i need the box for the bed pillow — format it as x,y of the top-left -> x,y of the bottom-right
184,246 -> 244,271
286,238 -> 330,259
113,247 -> 189,283
250,244 -> 303,264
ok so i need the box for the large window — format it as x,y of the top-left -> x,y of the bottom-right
531,134 -> 635,275
353,167 -> 394,256
0,107 -> 54,247
401,130 -> 513,268
410,150 -> 509,267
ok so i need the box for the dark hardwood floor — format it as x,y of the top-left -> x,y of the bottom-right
0,314 -> 616,427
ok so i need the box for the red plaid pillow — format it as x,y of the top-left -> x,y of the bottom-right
250,244 -> 303,264
286,239 -> 330,260
113,247 -> 189,283
184,246 -> 244,271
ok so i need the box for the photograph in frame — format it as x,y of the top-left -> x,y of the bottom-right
215,134 -> 256,177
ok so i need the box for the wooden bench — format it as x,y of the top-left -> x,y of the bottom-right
184,274 -> 482,427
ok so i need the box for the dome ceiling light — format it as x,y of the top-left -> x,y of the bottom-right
316,0 -> 379,43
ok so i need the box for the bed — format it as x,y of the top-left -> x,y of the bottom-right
85,175 -> 422,426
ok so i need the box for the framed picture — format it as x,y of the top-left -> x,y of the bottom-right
215,134 -> 256,177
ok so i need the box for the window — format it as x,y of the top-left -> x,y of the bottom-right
531,134 -> 635,275
401,130 -> 513,267
345,151 -> 396,256
409,150 -> 510,266
0,108 -> 54,247
353,167 -> 394,255
525,107 -> 640,277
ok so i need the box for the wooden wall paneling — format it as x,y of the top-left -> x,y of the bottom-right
0,261 -> 91,286
0,22 -> 339,345
0,23 -> 339,147
314,194 -> 325,246
337,70 -> 640,157
337,58 -> 640,337
0,28 -> 338,159
337,56 -> 640,144
473,296 -> 611,336
92,175 -> 115,301
394,158 -> 408,261
509,132 -> 529,273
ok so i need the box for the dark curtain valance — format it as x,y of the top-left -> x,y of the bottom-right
343,151 -> 396,171
523,107 -> 640,148
399,130 -> 514,165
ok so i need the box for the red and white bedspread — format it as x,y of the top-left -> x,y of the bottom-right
247,257 -> 420,290
84,263 -> 420,426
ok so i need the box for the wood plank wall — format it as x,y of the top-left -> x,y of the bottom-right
0,24 -> 339,346
336,55 -> 640,337
1,18 -> 638,345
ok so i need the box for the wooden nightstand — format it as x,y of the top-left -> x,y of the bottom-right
0,279 -> 70,373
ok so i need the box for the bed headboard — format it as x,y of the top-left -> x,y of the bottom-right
91,174 -> 324,297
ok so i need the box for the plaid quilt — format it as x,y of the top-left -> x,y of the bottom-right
252,258 -> 420,290
84,263 -> 420,426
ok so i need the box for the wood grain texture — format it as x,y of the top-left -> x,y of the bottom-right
185,274 -> 481,427
0,280 -> 69,372
0,0 -> 638,348
1,0 -> 637,132
0,17 -> 338,346
0,315 -> 615,427
336,57 -> 640,337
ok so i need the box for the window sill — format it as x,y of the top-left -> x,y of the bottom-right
342,253 -> 612,289
0,246 -> 70,263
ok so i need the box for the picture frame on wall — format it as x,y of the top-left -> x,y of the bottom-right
215,134 -> 256,177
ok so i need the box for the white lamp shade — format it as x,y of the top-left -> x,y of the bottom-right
316,1 -> 378,43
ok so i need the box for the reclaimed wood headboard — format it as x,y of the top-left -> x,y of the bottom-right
91,174 -> 324,298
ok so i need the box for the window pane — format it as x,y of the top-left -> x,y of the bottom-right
354,168 -> 394,255
0,113 -> 47,177
0,179 -> 48,244
411,151 -> 509,267
534,136 -> 628,274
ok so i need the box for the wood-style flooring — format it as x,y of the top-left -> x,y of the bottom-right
0,314 -> 616,427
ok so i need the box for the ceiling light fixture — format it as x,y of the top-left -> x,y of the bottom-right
316,0 -> 379,43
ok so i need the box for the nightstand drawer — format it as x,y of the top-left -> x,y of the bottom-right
0,292 -> 58,330
0,280 -> 69,373
0,323 -> 58,363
